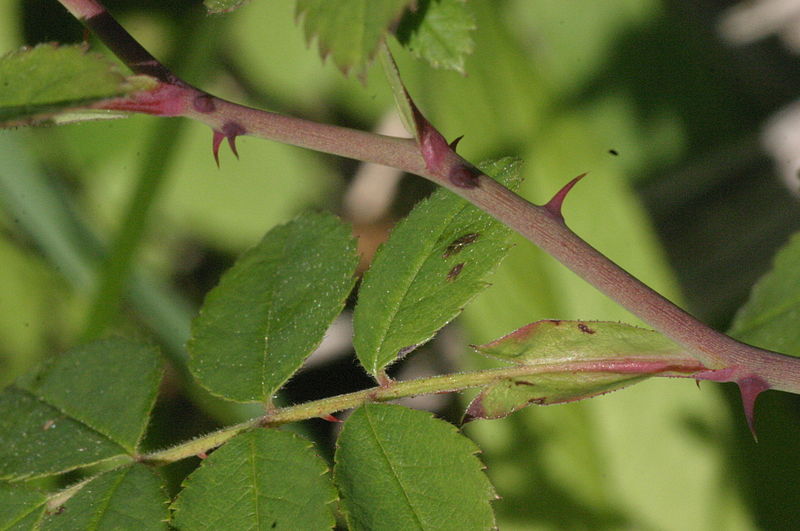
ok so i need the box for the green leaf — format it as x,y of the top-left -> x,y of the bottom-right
0,481 -> 47,529
20,338 -> 163,453
171,429 -> 336,530
467,320 -> 693,419
296,0 -> 414,77
0,44 -> 155,127
0,388 -> 129,480
397,0 -> 476,73
729,231 -> 800,356
204,0 -> 248,13
353,157 -> 520,376
334,403 -> 495,531
378,44 -> 418,139
39,465 -> 168,530
189,212 -> 358,403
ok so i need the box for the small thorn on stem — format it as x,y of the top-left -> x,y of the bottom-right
737,376 -> 770,441
449,135 -> 464,151
211,122 -> 246,167
196,451 -> 209,459
320,414 -> 342,423
544,173 -> 588,222
212,130 -> 224,167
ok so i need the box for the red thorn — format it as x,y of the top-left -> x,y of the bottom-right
737,376 -> 770,442
320,414 -> 342,423
196,451 -> 209,459
449,135 -> 464,150
544,173 -> 588,221
212,130 -> 224,167
227,135 -> 239,159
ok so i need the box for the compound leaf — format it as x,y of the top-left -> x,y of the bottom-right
0,44 -> 155,127
354,157 -> 520,376
467,320 -> 696,420
729,231 -> 800,356
296,0 -> 414,77
39,465 -> 168,530
171,429 -> 336,530
20,338 -> 163,453
334,404 -> 495,530
397,0 -> 476,73
189,212 -> 357,403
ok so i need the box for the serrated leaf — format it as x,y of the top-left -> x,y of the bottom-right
354,157 -> 520,376
171,429 -> 336,531
334,404 -> 495,530
296,0 -> 414,77
189,212 -> 358,403
378,44 -> 418,138
729,231 -> 800,356
39,465 -> 168,530
0,481 -> 47,529
466,320 -> 695,420
397,0 -> 476,73
0,388 -> 128,480
20,338 -> 163,453
0,44 -> 155,127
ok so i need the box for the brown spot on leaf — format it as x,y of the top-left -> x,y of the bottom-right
513,380 -> 535,386
447,263 -> 464,281
443,233 -> 480,258
578,323 -> 596,334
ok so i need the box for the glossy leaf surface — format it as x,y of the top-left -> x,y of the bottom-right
334,404 -> 495,530
189,212 -> 357,402
171,429 -> 336,530
354,158 -> 520,376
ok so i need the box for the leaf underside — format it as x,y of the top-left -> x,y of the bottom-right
334,404 -> 495,530
0,44 -> 155,127
189,212 -> 358,403
396,0 -> 476,73
354,157 -> 521,376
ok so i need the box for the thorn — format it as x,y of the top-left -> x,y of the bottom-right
212,130 -> 224,167
737,376 -> 770,442
544,173 -> 587,222
320,414 -> 342,423
449,135 -> 464,150
196,451 -> 209,459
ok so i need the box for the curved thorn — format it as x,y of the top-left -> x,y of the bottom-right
544,173 -> 588,222
212,130 -> 224,167
738,375 -> 770,441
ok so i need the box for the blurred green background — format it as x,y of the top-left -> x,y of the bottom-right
2,0 -> 800,529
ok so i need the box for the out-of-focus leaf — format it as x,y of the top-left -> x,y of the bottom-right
353,158 -> 520,376
0,387 -> 129,480
0,481 -> 46,529
171,429 -> 336,530
397,0 -> 476,73
204,0 -> 248,14
378,44 -> 418,138
189,212 -> 357,402
334,404 -> 495,530
466,320 -> 694,419
729,231 -> 800,356
39,465 -> 168,530
20,338 -> 163,453
0,44 -> 155,127
296,0 -> 414,77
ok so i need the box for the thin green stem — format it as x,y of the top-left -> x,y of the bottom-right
141,357 -> 703,464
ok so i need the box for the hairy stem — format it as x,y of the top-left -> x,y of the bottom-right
57,0 -> 800,395
142,356 -> 704,463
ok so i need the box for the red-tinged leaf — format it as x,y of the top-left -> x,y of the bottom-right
466,320 -> 705,421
